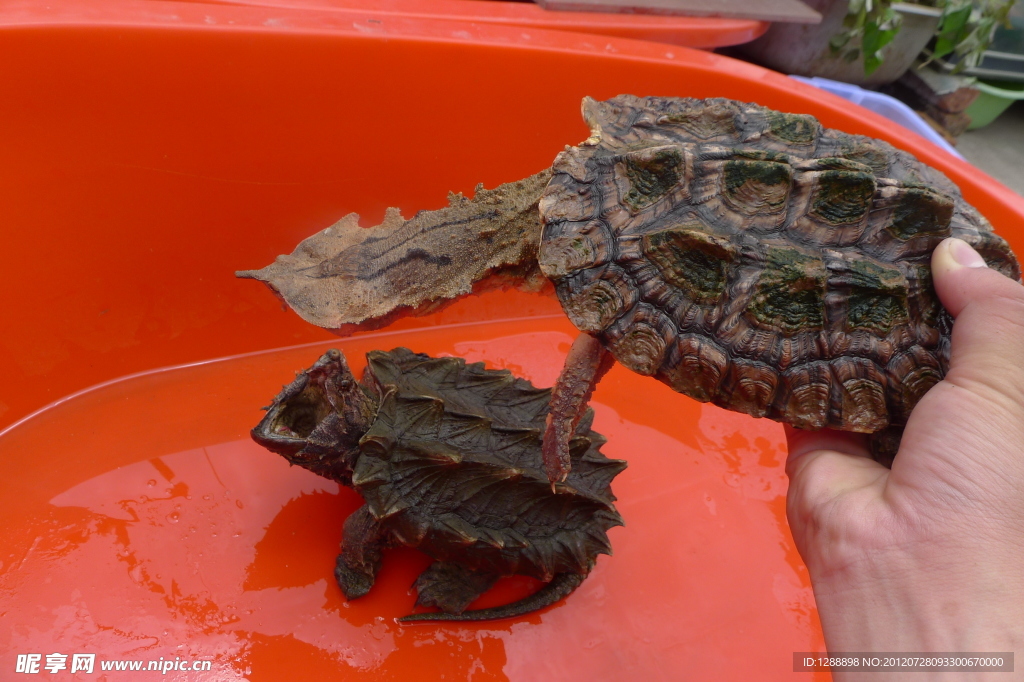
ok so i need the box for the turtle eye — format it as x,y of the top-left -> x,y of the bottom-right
339,379 -> 353,390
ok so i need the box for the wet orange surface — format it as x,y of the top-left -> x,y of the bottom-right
0,317 -> 828,680
3,3 -> 1024,680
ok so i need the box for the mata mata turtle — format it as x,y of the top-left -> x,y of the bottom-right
240,95 -> 1021,478
251,347 -> 625,621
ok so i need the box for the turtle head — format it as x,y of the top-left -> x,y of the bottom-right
251,349 -> 376,486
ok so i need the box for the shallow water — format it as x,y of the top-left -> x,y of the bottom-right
0,317 -> 827,681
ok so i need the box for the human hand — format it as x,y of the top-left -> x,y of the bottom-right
785,237 -> 1024,680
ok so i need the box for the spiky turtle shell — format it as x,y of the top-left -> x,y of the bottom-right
353,348 -> 626,582
538,95 -> 1020,436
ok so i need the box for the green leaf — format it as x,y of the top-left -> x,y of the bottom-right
862,18 -> 901,75
933,4 -> 972,59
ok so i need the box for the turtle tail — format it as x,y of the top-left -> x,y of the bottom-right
398,572 -> 587,623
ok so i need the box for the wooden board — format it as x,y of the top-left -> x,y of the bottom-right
535,0 -> 821,24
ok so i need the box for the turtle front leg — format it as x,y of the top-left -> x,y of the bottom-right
410,561 -> 499,615
542,333 -> 615,483
335,505 -> 389,600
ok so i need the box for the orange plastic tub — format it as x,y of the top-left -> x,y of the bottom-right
168,0 -> 769,49
2,2 -> 1022,680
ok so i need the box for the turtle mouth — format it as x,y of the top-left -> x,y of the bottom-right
252,376 -> 335,460
273,386 -> 332,438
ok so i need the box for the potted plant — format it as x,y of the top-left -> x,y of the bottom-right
921,0 -> 1017,71
737,0 -> 1015,86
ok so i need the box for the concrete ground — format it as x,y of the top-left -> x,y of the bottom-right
957,100 -> 1024,199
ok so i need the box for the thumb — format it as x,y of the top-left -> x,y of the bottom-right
784,237 -> 1024,538
931,238 -> 1024,410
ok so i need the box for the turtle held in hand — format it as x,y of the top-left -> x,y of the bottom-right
251,348 -> 625,622
239,95 -> 1021,479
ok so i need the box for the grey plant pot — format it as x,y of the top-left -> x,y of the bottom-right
738,0 -> 942,86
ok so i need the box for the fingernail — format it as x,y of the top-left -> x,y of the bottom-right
948,238 -> 988,269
